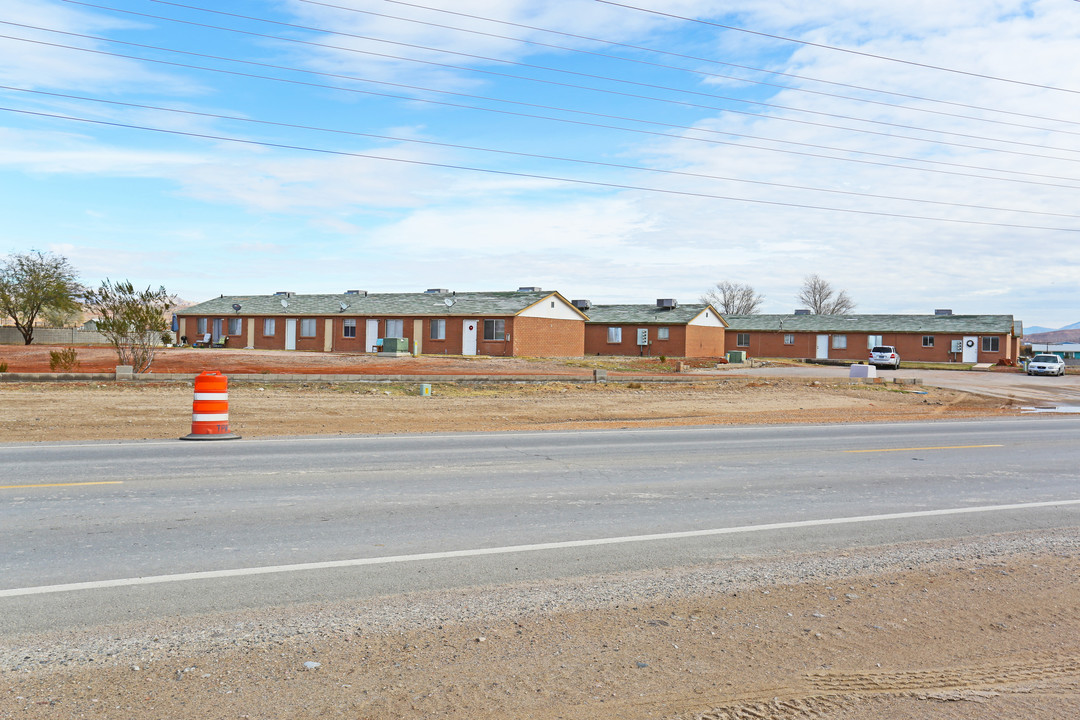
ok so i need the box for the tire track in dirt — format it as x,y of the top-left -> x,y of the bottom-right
687,656 -> 1080,719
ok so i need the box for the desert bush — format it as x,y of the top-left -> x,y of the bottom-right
49,347 -> 80,371
0,361 -> 7,372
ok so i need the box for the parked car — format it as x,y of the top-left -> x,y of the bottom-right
1027,354 -> 1066,376
869,345 -> 901,369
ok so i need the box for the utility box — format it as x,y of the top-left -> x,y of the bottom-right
727,350 -> 746,364
382,337 -> 408,352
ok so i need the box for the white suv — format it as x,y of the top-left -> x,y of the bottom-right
869,345 -> 901,370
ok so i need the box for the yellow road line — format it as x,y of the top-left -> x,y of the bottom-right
845,444 -> 1004,454
0,481 -> 124,490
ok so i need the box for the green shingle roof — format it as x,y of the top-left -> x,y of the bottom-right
724,314 -> 1015,334
583,303 -> 723,325
178,291 -> 575,317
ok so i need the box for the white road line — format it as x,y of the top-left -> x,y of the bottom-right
4,499 -> 1080,598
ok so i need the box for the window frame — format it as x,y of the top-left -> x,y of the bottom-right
736,332 -> 750,347
657,327 -> 669,341
982,336 -> 1000,352
484,319 -> 506,341
196,318 -> 207,335
343,318 -> 356,338
299,318 -> 317,337
606,326 -> 622,344
430,318 -> 446,340
262,318 -> 276,336
384,319 -> 404,338
922,335 -> 935,347
783,333 -> 794,345
832,334 -> 847,350
227,317 -> 242,335
867,335 -> 883,348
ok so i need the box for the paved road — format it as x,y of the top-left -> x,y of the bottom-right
732,364 -> 1080,407
3,417 -> 1079,633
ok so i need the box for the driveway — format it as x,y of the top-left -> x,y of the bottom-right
731,364 -> 1080,408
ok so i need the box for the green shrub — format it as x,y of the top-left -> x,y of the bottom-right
0,361 -> 7,373
658,355 -> 667,364
49,347 -> 80,371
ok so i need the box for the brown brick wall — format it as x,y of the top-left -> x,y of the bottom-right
513,316 -> 584,357
725,330 -> 1013,362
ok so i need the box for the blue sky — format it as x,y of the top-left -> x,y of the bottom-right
2,0 -> 1079,327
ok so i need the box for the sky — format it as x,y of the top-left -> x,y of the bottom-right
2,0 -> 1079,329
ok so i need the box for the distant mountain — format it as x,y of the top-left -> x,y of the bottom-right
1024,325 -> 1056,335
1024,327 -> 1080,344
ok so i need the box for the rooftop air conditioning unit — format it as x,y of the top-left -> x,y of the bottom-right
571,299 -> 592,310
344,289 -> 367,296
274,291 -> 295,297
424,288 -> 450,294
656,298 -> 678,309
935,309 -> 953,315
517,286 -> 543,292
794,309 -> 811,315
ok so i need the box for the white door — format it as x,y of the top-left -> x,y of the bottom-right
462,319 -> 478,356
962,335 -> 978,363
285,319 -> 297,350
816,334 -> 829,359
365,319 -> 378,352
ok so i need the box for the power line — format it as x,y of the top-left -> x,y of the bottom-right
3,105 -> 1077,233
7,84 -> 1079,219
362,0 -> 1080,128
77,0 -> 1080,152
6,27 -> 1080,187
595,0 -> 1080,95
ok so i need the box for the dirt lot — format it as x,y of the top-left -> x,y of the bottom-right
4,346 -> 1076,720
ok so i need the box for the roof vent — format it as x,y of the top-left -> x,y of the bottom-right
571,299 -> 592,310
424,288 -> 450,294
517,286 -> 542,292
656,298 -> 678,310
344,289 -> 367,296
934,308 -> 953,315
794,308 -> 811,315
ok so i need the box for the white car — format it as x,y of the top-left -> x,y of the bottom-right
869,345 -> 901,370
1027,354 -> 1066,376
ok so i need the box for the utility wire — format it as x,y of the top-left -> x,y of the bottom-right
7,84 -> 1079,219
3,105 -> 1077,233
595,0 -> 1080,95
63,1 -> 1080,152
358,0 -> 1080,128
5,28 -> 1080,186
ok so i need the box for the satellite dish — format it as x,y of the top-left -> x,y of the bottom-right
339,302 -> 349,312
232,303 -> 242,313
444,297 -> 455,307
280,299 -> 289,309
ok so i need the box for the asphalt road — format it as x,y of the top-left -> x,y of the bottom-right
736,363 -> 1080,407
3,417 -> 1079,634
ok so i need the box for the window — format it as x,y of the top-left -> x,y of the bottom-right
982,336 -> 1000,352
485,319 -> 506,341
736,333 -> 749,347
385,319 -> 404,337
263,318 -> 276,336
784,334 -> 794,345
832,334 -> 847,349
922,335 -> 935,347
606,326 -> 622,343
657,327 -> 669,340
300,318 -> 317,337
197,318 -> 207,334
430,318 -> 445,340
343,319 -> 356,338
228,317 -> 242,335
868,335 -> 882,348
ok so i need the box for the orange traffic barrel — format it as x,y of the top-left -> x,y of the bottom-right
181,370 -> 240,440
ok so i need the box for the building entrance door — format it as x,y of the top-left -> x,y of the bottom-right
816,334 -> 829,359
285,319 -> 297,350
462,319 -> 478,356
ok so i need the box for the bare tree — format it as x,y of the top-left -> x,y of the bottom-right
86,279 -> 175,373
701,280 -> 764,315
797,274 -> 856,315
0,250 -> 83,345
